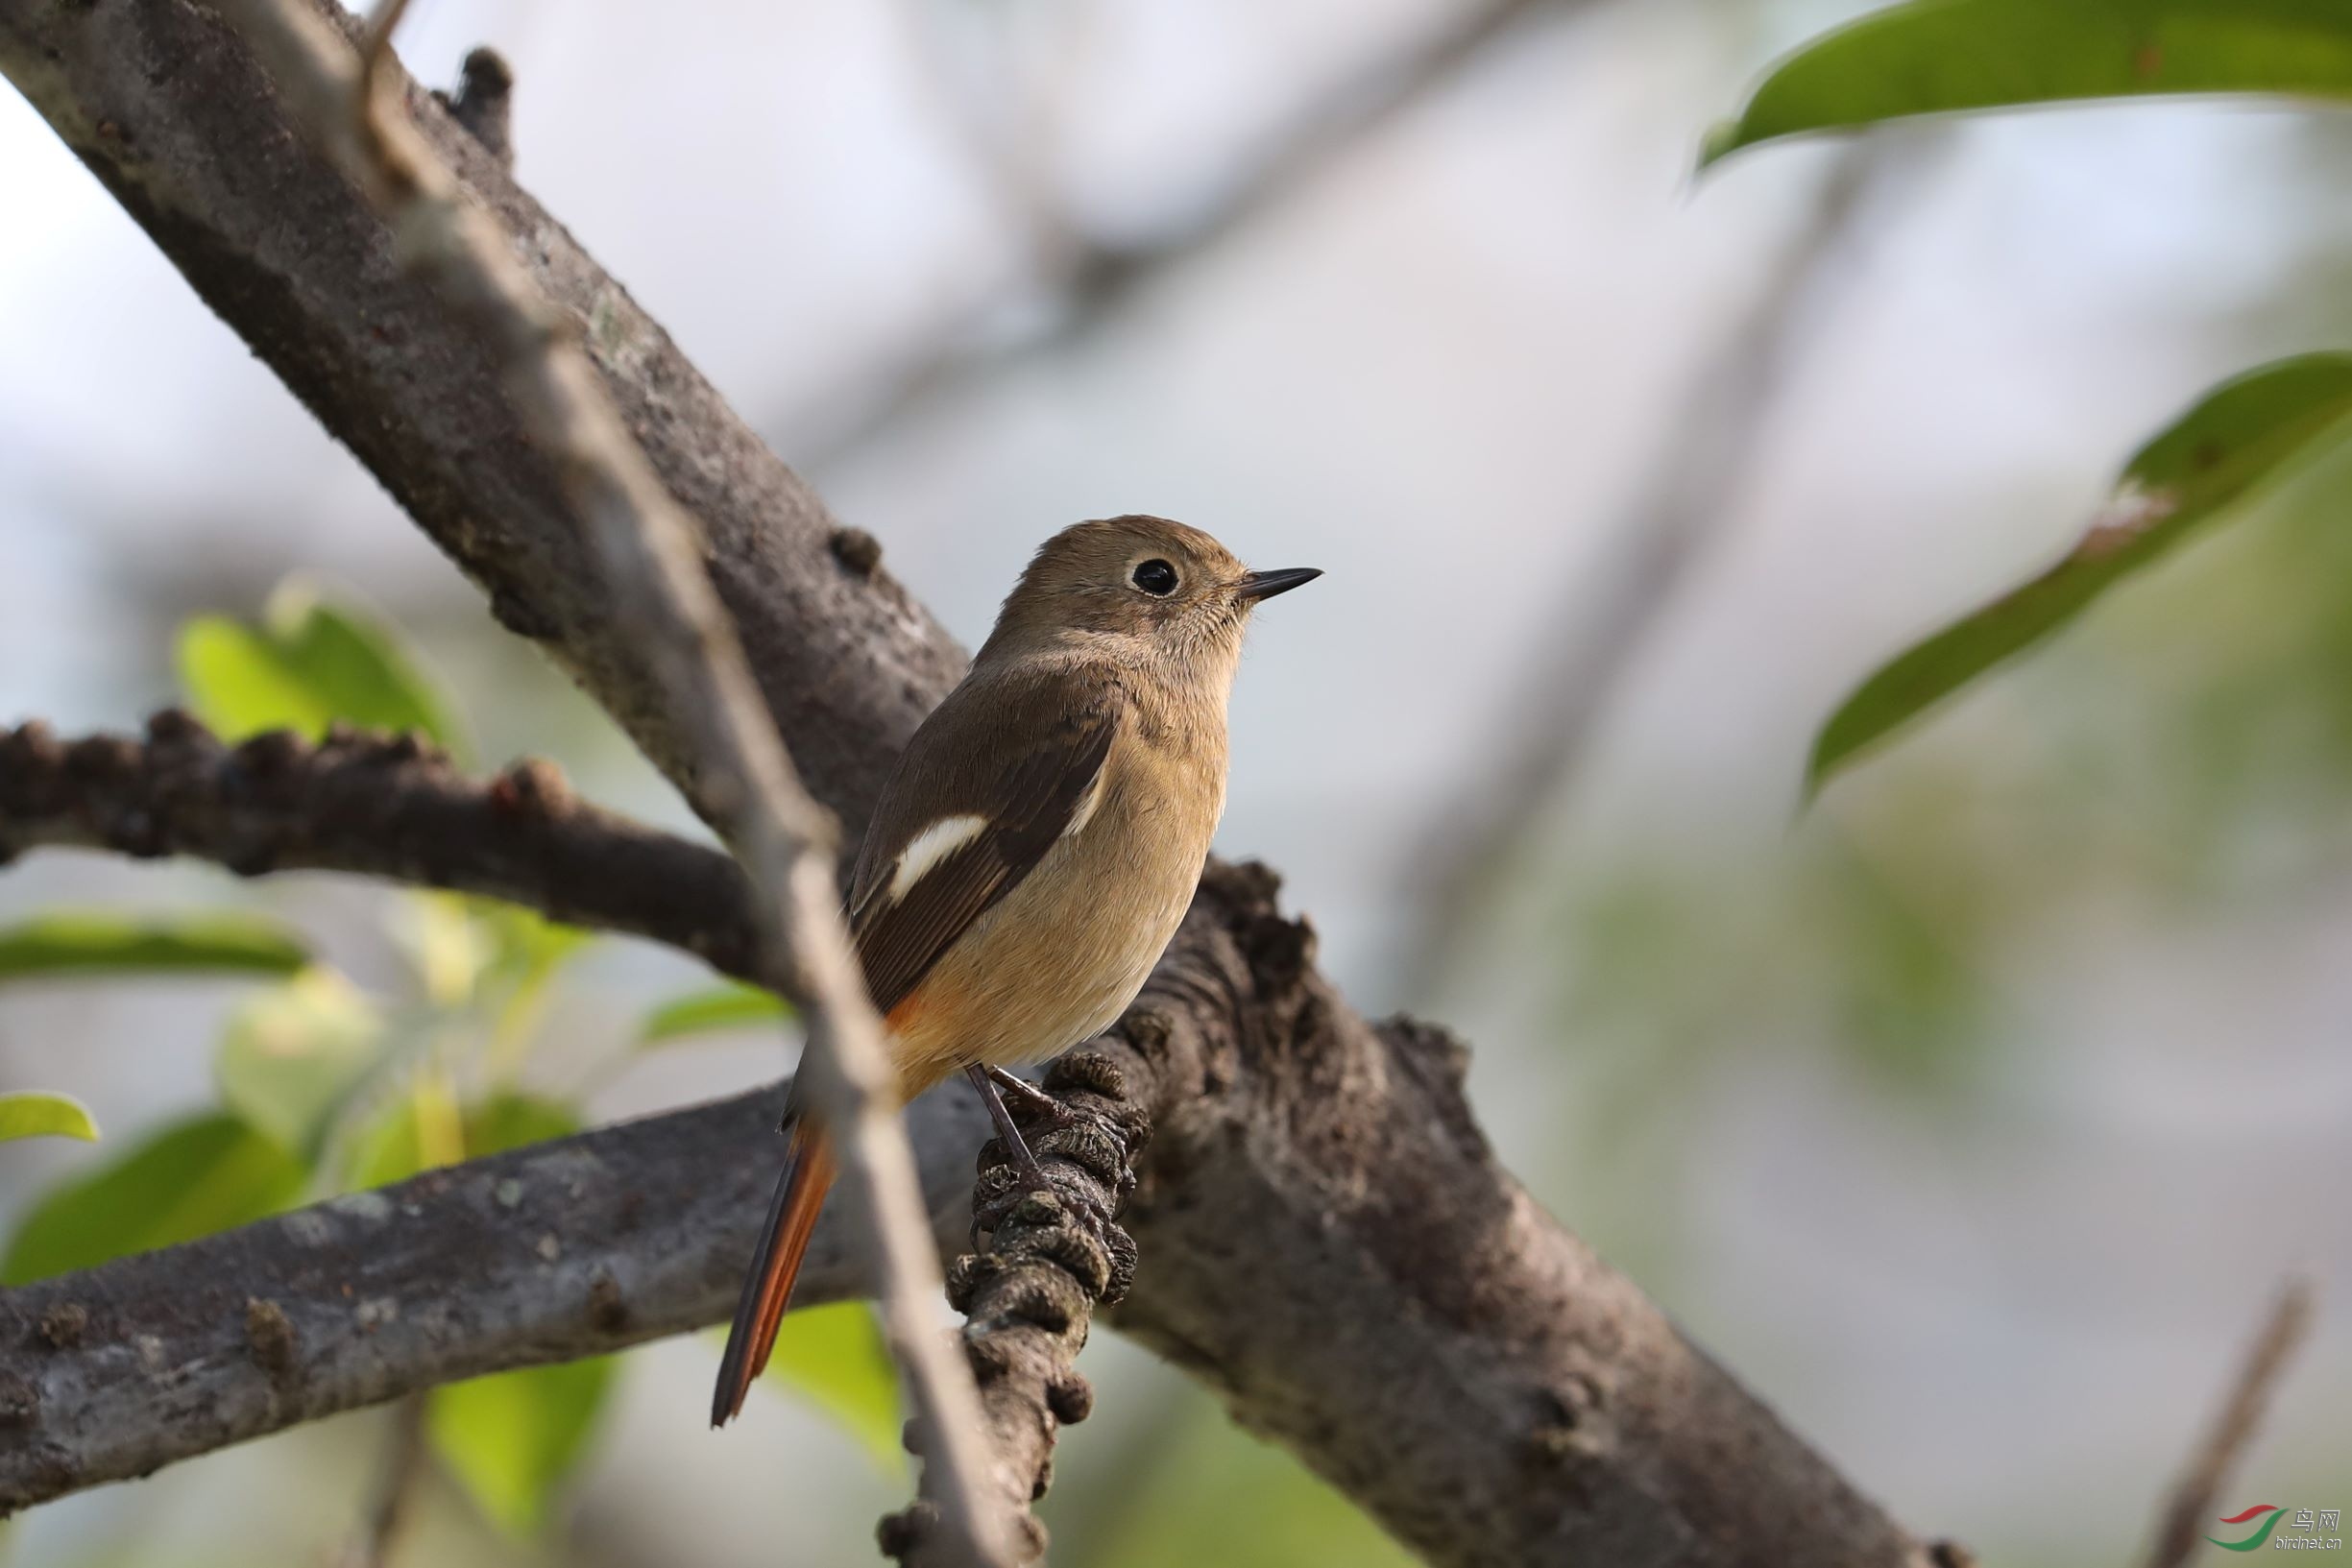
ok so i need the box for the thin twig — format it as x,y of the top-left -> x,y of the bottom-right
205,2 -> 1010,1561
1394,139 -> 1923,1001
336,1395 -> 428,1568
2141,1278 -> 2317,1568
794,0 -> 1564,470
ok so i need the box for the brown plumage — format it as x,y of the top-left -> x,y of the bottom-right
711,517 -> 1318,1427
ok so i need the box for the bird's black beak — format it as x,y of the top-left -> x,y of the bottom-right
1236,567 -> 1322,603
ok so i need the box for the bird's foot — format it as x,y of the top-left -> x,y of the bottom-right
982,1064 -> 1081,1130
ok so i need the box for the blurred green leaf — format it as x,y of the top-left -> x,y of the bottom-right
0,1092 -> 100,1144
215,968 -> 386,1161
466,1093 -> 581,1158
176,580 -> 465,757
391,895 -> 592,1077
1809,353 -> 2352,794
345,1072 -> 467,1191
0,910 -> 309,984
1705,0 -> 2352,165
1,1112 -> 305,1284
1812,839 -> 1988,1085
1086,1391 -> 1415,1568
349,1089 -> 579,1191
761,1301 -> 903,1470
427,1356 -> 614,1537
473,901 -> 593,992
472,901 -> 593,1073
637,982 -> 790,1047
393,893 -> 498,1008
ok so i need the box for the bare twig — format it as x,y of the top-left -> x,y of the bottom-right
205,2 -> 1008,1560
0,714 -> 762,979
2140,1279 -> 2317,1568
336,1395 -> 427,1568
1394,140 -> 1920,1001
795,0 -> 1564,470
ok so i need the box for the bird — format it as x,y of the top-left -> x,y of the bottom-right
711,515 -> 1319,1427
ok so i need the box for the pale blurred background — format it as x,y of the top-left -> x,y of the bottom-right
3,0 -> 2348,1564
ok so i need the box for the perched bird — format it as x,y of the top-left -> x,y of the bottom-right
711,516 -> 1319,1427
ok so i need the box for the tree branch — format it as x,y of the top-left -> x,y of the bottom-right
213,0 -> 1006,1556
2140,1278 -> 2316,1568
1394,140 -> 1924,999
0,1073 -> 991,1514
0,4 -> 1941,1562
800,0 -> 1567,471
0,713 -> 760,981
334,1395 -> 426,1568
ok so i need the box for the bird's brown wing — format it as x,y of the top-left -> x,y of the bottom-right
845,676 -> 1120,1017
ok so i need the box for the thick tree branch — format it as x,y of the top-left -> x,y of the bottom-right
0,714 -> 760,980
5,0 -> 959,832
0,1074 -> 992,1514
0,4 -> 1940,1562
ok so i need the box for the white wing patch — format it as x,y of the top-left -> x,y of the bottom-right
887,814 -> 991,903
1062,764 -> 1108,842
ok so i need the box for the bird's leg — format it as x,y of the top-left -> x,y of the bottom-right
982,1064 -> 1079,1129
966,1063 -> 1053,1196
964,1063 -> 1121,1248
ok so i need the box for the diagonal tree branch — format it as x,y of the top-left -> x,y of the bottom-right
0,4 -> 1940,1563
2140,1279 -> 2316,1568
1394,139 -> 1924,1001
211,0 -> 1006,1556
0,714 -> 760,980
800,0 -> 1567,472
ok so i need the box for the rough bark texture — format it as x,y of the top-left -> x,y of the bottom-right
0,1078 -> 992,1513
0,3 -> 1943,1563
222,1 -> 1008,1548
886,1047 -> 1150,1565
0,0 -> 960,831
0,714 -> 759,979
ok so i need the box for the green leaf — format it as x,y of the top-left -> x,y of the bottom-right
427,1356 -> 615,1536
636,982 -> 790,1047
464,1093 -> 580,1158
1,1112 -> 306,1284
1088,1391 -> 1418,1568
348,1090 -> 579,1191
473,902 -> 593,994
214,968 -> 387,1161
1808,353 -> 2352,795
761,1301 -> 904,1470
389,895 -> 592,1077
392,893 -> 500,1007
0,1092 -> 100,1144
344,1072 -> 469,1191
176,580 -> 465,758
0,910 -> 309,984
1704,0 -> 2352,166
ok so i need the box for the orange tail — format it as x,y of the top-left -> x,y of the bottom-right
711,1122 -> 837,1427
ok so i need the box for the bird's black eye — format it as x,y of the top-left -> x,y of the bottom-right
1131,559 -> 1179,596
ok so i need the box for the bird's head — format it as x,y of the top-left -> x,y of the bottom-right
982,515 -> 1319,677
